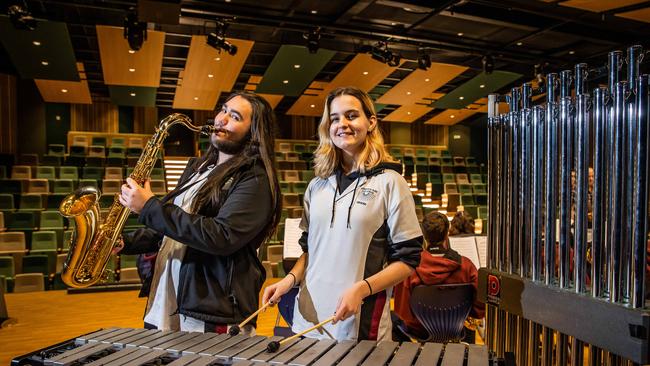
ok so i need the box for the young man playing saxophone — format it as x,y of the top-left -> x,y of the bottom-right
118,91 -> 281,334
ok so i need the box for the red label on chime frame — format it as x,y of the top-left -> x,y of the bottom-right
487,274 -> 501,305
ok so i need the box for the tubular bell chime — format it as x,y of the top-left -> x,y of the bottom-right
481,45 -> 650,365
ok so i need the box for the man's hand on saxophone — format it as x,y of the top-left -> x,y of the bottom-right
119,177 -> 155,214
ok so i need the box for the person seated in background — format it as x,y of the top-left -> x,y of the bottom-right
393,211 -> 485,342
448,210 -> 475,236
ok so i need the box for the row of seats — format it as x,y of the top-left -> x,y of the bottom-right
69,136 -> 145,149
0,252 -> 142,293
3,166 -> 165,181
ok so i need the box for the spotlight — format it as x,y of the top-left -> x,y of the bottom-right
123,9 -> 147,51
364,41 -> 400,66
7,1 -> 37,31
482,55 -> 494,74
417,50 -> 431,70
303,27 -> 321,54
206,20 -> 237,55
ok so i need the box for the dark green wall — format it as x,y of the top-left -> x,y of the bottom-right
118,106 -> 134,133
17,79 -> 46,155
45,103 -> 71,148
448,124 -> 471,157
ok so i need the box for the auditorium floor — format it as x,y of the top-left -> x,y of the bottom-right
0,280 -> 282,365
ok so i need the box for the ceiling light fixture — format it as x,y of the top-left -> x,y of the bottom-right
283,80 -> 289,84
303,27 -> 321,54
130,92 -> 136,96
32,41 -> 41,46
516,42 -> 523,46
363,71 -> 369,75
361,41 -> 401,67
310,104 -> 315,108
41,61 -> 48,66
8,1 -> 37,30
194,97 -> 199,100
129,68 -> 135,72
311,10 -> 317,14
128,50 -> 135,54
569,50 -> 575,55
123,8 -> 147,52
479,84 -> 485,88
457,32 -> 464,36
294,64 -> 301,69
207,19 -> 238,55
208,74 -> 214,78
482,55 -> 494,75
61,89 -> 68,93
417,48 -> 431,70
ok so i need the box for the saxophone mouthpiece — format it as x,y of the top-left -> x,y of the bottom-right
201,125 -> 217,135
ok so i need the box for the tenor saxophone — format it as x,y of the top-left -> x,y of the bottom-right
59,113 -> 215,288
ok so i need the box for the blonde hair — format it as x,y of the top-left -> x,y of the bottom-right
313,87 -> 397,178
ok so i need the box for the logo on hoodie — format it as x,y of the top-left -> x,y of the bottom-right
356,188 -> 378,205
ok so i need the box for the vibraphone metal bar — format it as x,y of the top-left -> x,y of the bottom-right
12,327 -> 499,366
482,44 -> 650,365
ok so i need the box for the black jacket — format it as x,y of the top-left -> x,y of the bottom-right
122,157 -> 271,325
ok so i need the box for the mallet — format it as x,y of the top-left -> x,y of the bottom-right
266,316 -> 335,353
228,301 -> 272,336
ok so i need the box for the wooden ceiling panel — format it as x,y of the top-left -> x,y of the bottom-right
259,94 -> 284,109
34,62 -> 91,104
287,94 -> 324,116
96,25 -> 165,87
376,63 -> 468,105
424,109 -> 479,125
323,53 -> 403,95
560,0 -> 647,12
172,88 -> 222,110
616,7 -> 650,23
180,36 -> 254,92
383,104 -> 433,123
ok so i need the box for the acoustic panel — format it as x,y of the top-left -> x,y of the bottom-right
376,63 -> 468,105
560,0 -> 647,12
108,85 -> 157,107
425,109 -> 479,125
256,45 -> 335,97
0,16 -> 78,81
383,104 -> 433,123
96,25 -> 165,87
616,7 -> 650,23
34,63 -> 91,104
432,71 -> 522,110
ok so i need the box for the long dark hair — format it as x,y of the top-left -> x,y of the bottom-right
189,91 -> 281,246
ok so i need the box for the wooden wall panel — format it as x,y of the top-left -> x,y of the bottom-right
411,123 -> 448,147
71,102 -> 119,132
290,115 -> 318,140
133,106 -> 158,134
193,110 -> 215,126
0,73 -> 17,154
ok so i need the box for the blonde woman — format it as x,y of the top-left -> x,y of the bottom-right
263,86 -> 422,341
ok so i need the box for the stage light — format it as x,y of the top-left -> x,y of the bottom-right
206,20 -> 237,55
482,55 -> 494,74
8,1 -> 37,31
417,50 -> 431,70
303,27 -> 321,54
361,41 -> 401,67
124,10 -> 147,51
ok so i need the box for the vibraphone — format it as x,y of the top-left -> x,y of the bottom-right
481,44 -> 650,365
12,327 -> 499,366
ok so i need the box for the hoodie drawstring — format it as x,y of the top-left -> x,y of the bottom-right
330,176 -> 361,229
346,177 -> 361,229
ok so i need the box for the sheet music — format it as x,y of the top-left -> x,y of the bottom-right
474,236 -> 487,268
283,218 -> 303,259
448,236 -> 480,270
